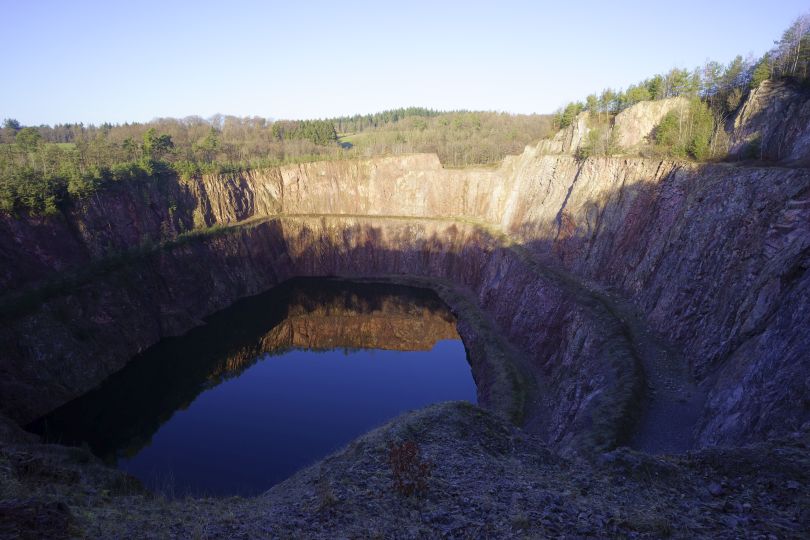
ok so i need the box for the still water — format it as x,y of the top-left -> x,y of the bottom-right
29,279 -> 477,496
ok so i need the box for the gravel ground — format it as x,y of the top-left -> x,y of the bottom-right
2,402 -> 808,539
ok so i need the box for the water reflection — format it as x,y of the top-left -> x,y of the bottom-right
28,278 -> 476,496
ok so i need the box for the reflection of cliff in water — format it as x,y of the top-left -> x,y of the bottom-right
28,278 -> 460,462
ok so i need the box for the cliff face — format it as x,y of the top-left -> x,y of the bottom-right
534,97 -> 687,156
0,154 -> 507,295
2,88 -> 809,451
612,97 -> 687,150
188,154 -> 503,225
535,112 -> 590,155
1,218 -> 638,455
728,80 -> 810,163
503,153 -> 810,445
0,177 -> 198,292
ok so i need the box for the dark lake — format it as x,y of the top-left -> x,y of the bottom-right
28,278 -> 477,497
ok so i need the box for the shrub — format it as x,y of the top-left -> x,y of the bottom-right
742,135 -> 762,160
577,123 -> 620,158
654,99 -> 717,161
388,440 -> 432,498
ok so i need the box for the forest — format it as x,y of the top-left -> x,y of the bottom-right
1,14 -> 808,215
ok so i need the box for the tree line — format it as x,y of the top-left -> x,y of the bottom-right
328,107 -> 443,134
0,110 -> 551,214
557,13 -> 810,160
339,111 -> 552,167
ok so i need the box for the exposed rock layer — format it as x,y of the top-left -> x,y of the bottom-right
613,97 -> 687,150
729,80 -> 810,162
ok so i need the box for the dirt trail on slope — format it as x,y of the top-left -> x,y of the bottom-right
502,239 -> 706,454
605,295 -> 705,453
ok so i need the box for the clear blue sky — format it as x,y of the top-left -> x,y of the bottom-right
2,0 -> 807,125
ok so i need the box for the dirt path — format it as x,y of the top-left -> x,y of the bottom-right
502,238 -> 706,453
607,295 -> 705,453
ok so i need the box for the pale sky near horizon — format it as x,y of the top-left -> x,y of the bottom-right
2,0 -> 808,125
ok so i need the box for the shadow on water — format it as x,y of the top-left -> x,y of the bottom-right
27,278 -> 476,496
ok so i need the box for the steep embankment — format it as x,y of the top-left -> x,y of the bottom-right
501,152 -> 810,446
0,154 -> 504,294
1,216 -> 641,455
1,87 -> 809,454
728,79 -> 810,162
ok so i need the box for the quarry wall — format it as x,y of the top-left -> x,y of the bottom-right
2,87 -> 809,449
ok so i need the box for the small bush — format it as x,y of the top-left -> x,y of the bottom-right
742,135 -> 762,160
387,440 -> 432,498
577,123 -> 620,158
654,98 -> 718,161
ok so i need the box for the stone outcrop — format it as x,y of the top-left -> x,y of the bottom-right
500,154 -> 810,446
534,97 -> 687,156
613,97 -> 687,150
536,112 -> 590,154
729,79 -> 810,162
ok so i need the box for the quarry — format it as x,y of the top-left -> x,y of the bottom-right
1,83 -> 809,538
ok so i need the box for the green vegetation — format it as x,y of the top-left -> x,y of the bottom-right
576,117 -> 619,159
653,98 -> 717,160
337,111 -> 551,166
0,109 -> 550,214
331,107 -> 442,133
556,13 -> 810,160
270,119 -> 338,146
558,102 -> 584,129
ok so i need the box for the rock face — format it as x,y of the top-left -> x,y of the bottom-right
613,97 -> 687,150
503,154 -> 810,446
1,218 -> 639,456
534,98 -> 687,156
2,90 -> 809,451
729,79 -> 810,162
0,154 -> 507,295
536,112 -> 590,155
